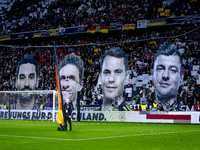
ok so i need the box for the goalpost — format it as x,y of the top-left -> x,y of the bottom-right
0,90 -> 59,121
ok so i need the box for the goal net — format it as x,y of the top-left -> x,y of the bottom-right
0,90 -> 58,121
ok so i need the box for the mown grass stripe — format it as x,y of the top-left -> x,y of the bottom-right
0,130 -> 200,141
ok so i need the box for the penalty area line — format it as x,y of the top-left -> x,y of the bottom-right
0,130 -> 200,141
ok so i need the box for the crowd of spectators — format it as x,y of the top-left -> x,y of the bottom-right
0,24 -> 200,110
0,0 -> 200,110
0,0 -> 200,35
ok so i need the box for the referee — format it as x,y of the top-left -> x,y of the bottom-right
64,99 -> 73,131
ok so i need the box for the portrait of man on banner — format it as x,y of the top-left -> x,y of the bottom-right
152,43 -> 184,110
99,47 -> 131,111
58,53 -> 84,110
56,53 -> 84,131
16,54 -> 39,110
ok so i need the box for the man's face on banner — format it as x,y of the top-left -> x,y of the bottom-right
152,55 -> 183,99
16,63 -> 38,91
60,64 -> 82,102
100,56 -> 128,101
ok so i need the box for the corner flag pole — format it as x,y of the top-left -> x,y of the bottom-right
54,42 -> 66,127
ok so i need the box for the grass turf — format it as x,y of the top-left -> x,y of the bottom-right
0,120 -> 199,150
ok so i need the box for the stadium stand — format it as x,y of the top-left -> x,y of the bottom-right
0,0 -> 200,110
0,0 -> 200,34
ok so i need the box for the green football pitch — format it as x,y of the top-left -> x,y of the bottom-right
0,120 -> 199,150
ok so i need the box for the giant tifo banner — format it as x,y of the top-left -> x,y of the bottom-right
1,44 -> 200,113
0,110 -> 200,124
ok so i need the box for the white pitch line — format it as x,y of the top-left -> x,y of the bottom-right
0,130 -> 200,141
